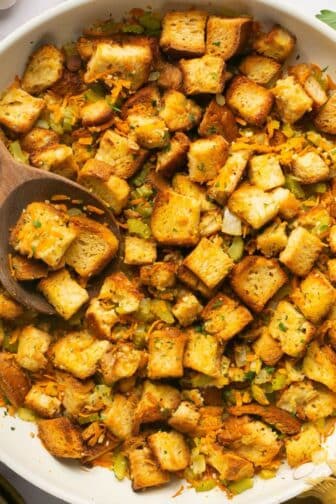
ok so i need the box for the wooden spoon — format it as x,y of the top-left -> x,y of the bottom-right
0,140 -> 120,316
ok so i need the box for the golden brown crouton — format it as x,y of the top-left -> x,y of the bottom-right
239,55 -> 282,85
39,269 -> 89,320
0,353 -> 30,408
21,127 -> 59,153
328,259 -> 336,283
140,262 -> 176,291
199,99 -> 238,141
134,380 -> 181,427
16,325 -> 51,372
38,417 -> 84,459
279,227 -> 323,277
22,44 -> 64,94
30,144 -> 78,179
121,85 -> 161,119
128,115 -> 169,150
148,431 -> 190,471
272,187 -> 300,220
291,270 -> 336,324
151,190 -> 201,246
202,294 -> 253,341
200,209 -> 222,237
285,425 -> 321,467
188,135 -> 229,183
103,393 -> 137,439
291,150 -> 329,183
81,99 -> 113,127
177,265 -> 214,299
249,154 -> 285,190
100,343 -> 144,385
329,225 -> 336,253
180,55 -> 226,95
129,445 -> 170,491
314,93 -> 336,134
229,404 -> 301,434
231,256 -> 287,312
226,76 -> 274,126
156,132 -> 190,177
183,237 -> 233,289
9,254 -> 48,281
0,86 -> 44,134
148,328 -> 186,379
168,401 -> 200,434
172,173 -> 215,212
203,442 -> 254,481
206,16 -> 252,60
253,25 -> 296,62
184,329 -> 222,377
256,222 -> 288,258
124,236 -> 157,266
172,291 -> 203,327
0,289 -> 23,320
252,328 -> 283,366
208,150 -> 250,204
25,385 -> 61,418
289,63 -> 328,107
159,90 -> 202,132
303,342 -> 336,392
156,60 -> 183,90
272,76 -> 313,124
160,10 -> 207,57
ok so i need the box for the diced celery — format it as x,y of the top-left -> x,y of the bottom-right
251,383 -> 269,405
139,12 -> 161,34
151,299 -> 174,324
2,332 -> 18,353
9,141 -> 29,164
190,452 -> 206,475
134,203 -> 153,218
135,298 -> 155,323
63,41 -> 77,57
122,24 -> 144,33
62,107 -> 77,132
131,163 -> 151,187
285,175 -> 305,199
271,372 -> 287,391
17,407 -> 37,422
84,83 -> 106,102
306,182 -> 327,194
190,374 -> 213,388
194,479 -> 216,492
228,478 -> 254,495
49,119 -> 64,135
133,324 -> 147,348
77,413 -> 100,425
35,119 -> 50,129
134,184 -> 154,199
127,218 -> 151,239
228,237 -> 244,262
113,453 -> 128,481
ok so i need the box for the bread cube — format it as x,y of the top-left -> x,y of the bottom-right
204,442 -> 254,481
124,236 -> 157,265
328,259 -> 336,283
303,342 -> 336,392
121,84 -> 161,118
180,55 -> 226,95
9,254 -> 48,281
172,173 -> 215,212
0,86 -> 44,134
156,59 -> 183,90
272,76 -> 313,124
289,64 -> 328,107
128,115 -> 169,150
78,159 -> 130,214
249,154 -> 285,190
0,289 -> 23,320
183,237 -> 233,289
291,270 -> 336,324
228,183 -> 280,229
314,93 -> 336,134
168,401 -> 200,434
252,327 -> 283,365
16,325 -> 51,372
100,343 -> 144,385
200,209 -> 222,237
279,227 -> 323,277
95,129 -> 147,179
84,41 -> 152,90
188,135 -> 229,183
140,262 -> 176,291
38,417 -> 84,459
269,300 -> 315,357
202,294 -> 253,341
177,265 -> 214,299
151,190 -> 201,246
272,187 -> 300,220
228,404 -> 301,435
160,10 -> 207,57
208,150 -> 250,204
291,150 -> 329,183
134,380 -> 181,426
148,328 -> 186,379
85,298 -> 118,340
103,394 -> 137,439
253,25 -> 296,62
22,44 -> 64,94
129,445 -> 170,491
21,127 -> 59,153
206,16 -> 252,60
148,431 -> 190,471
184,329 -> 221,377
256,222 -> 287,258
39,269 -> 89,319
80,99 -> 113,127
159,90 -> 202,132
199,99 -> 238,141
239,54 -> 281,85
31,144 -> 78,179
285,424 -> 321,467
25,385 -> 61,418
172,291 -> 203,327
226,76 -> 274,126
156,132 -> 190,177
0,353 -> 30,408
231,256 -> 287,312
10,202 -> 77,269
330,225 -> 336,253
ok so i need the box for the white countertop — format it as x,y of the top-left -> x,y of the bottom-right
0,0 -> 336,502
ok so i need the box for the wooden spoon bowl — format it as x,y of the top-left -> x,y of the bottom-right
0,141 -> 120,316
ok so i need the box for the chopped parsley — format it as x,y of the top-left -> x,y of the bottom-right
212,41 -> 221,46
33,220 -> 42,228
244,371 -> 256,382
278,322 -> 288,332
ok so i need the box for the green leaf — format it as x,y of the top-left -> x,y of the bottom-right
316,10 -> 336,30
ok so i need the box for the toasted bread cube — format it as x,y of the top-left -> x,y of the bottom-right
330,225 -> 336,253
21,127 -> 59,153
121,84 -> 161,118
203,442 -> 254,481
272,76 -> 313,124
103,393 -> 137,439
200,209 -> 222,237
156,132 -> 190,177
188,135 -> 229,183
100,343 -> 143,385
0,289 -> 23,320
184,237 -> 233,289
272,187 -> 300,220
200,101 -> 238,143
159,90 -> 202,132
85,298 -> 118,340
151,190 -> 201,246
256,222 -> 287,258
202,294 -> 253,341
148,431 -> 190,471
172,173 -> 215,212
249,154 -> 285,190
156,60 -> 183,90
314,93 -> 336,135
51,330 -> 109,379
22,44 -> 64,94
65,215 -> 118,278
128,115 -> 169,150
291,270 -> 336,324
168,401 -> 200,434
206,16 -> 252,60
134,380 -> 181,426
291,150 -> 329,184
184,329 -> 221,377
239,55 -> 281,85
84,41 -> 152,90
95,129 -> 147,179
253,25 -> 296,62
228,183 -> 280,229
80,99 -> 113,127
39,269 -> 89,319
228,404 -> 301,435
10,202 -> 78,268
177,265 -> 214,298
289,64 -> 328,107
148,328 -> 186,379
38,417 -> 84,459
160,10 -> 207,57
31,144 -> 78,179
129,445 -> 170,491
180,55 -> 226,95
303,342 -> 336,392
124,236 -> 157,265
172,292 -> 203,327
231,256 -> 287,312
25,385 -> 61,418
328,259 -> 336,283
208,150 -> 250,204
269,301 -> 315,358
140,262 -> 176,291
252,327 -> 283,365
0,353 -> 30,408
17,325 -> 51,372
9,254 -> 48,281
226,76 -> 274,126
0,86 -> 44,134
279,227 -> 323,277
78,159 -> 130,214
285,425 -> 321,467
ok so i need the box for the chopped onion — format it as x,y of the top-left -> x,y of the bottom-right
222,207 -> 242,236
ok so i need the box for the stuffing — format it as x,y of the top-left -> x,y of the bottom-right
16,325 -> 51,372
128,115 -> 169,150
148,327 -> 186,379
148,431 -> 190,471
226,76 -> 274,126
196,406 -> 225,436
187,135 -> 229,183
314,93 -> 336,134
239,55 -> 281,85
172,173 -> 215,212
85,298 -> 119,341
160,10 -> 207,57
253,25 -> 296,62
291,150 -> 329,183
198,99 -> 238,142
208,150 -> 250,204
290,270 -> 336,324
103,393 -> 137,439
22,44 -> 64,94
252,328 -> 283,365
30,144 -> 78,179
168,401 -> 200,434
0,86 -> 45,134
184,329 -> 222,377
272,187 -> 300,220
140,262 -> 176,291
38,417 -> 84,459
124,236 -> 157,265
172,291 -> 203,327
21,127 -> 59,153
248,154 -> 285,191
0,289 -> 23,319
200,209 -> 222,237
302,342 -> 336,392
177,264 -> 214,299
272,76 -> 313,124
57,373 -> 93,419
183,237 -> 233,289
100,343 -> 144,385
203,442 -> 254,481
9,254 -> 48,281
256,222 -> 288,258
80,99 -> 113,127
206,16 -> 252,60
0,353 -> 30,408
134,380 -> 181,426
128,445 -> 170,491
328,259 -> 336,283
180,55 -> 226,95
289,63 -> 328,107
151,190 -> 201,246
231,256 -> 287,312
25,384 -> 61,418
329,225 -> 336,253
279,227 -> 323,277
285,425 -> 321,467
159,90 -> 202,132
156,132 -> 190,177
229,404 -> 301,434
